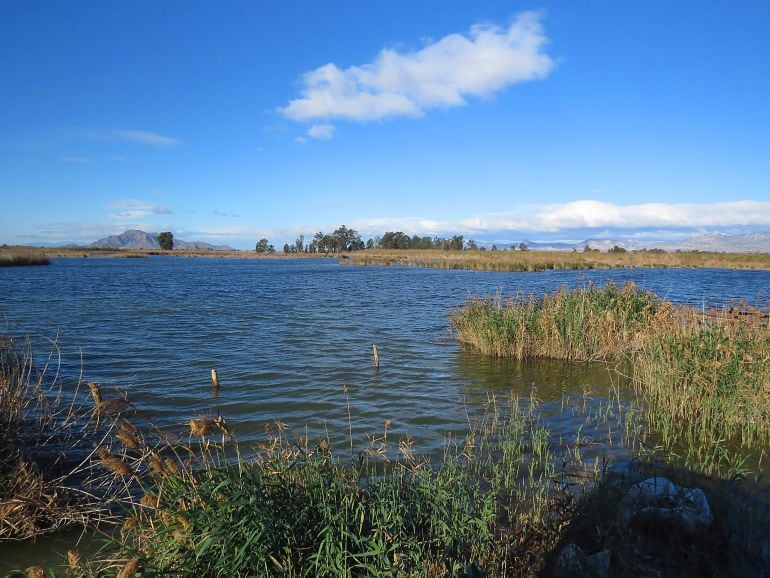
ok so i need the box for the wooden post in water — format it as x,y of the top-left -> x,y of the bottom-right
372,344 -> 379,368
211,368 -> 220,388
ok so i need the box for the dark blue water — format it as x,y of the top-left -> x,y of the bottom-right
2,257 -> 769,452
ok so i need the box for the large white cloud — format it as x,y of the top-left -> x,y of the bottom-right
352,200 -> 770,236
279,11 -> 553,130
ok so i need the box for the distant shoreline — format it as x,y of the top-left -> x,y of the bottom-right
4,245 -> 770,271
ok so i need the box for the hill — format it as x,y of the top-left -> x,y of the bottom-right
89,230 -> 234,251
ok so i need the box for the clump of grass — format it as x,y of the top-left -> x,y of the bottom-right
633,308 -> 770,473
452,281 -> 664,361
453,282 -> 770,477
0,247 -> 50,267
102,395 -> 578,577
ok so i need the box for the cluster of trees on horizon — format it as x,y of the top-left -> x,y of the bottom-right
264,226 -> 522,254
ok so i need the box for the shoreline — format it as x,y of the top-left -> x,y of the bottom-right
4,245 -> 770,270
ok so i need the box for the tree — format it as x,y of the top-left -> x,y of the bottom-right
255,238 -> 270,253
157,232 -> 174,250
519,242 -> 528,251
283,243 -> 291,254
333,225 -> 364,251
294,235 -> 305,254
449,235 -> 464,251
465,239 -> 478,251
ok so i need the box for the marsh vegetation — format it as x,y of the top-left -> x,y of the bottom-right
343,248 -> 770,272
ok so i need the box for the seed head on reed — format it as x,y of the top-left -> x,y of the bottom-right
96,447 -> 135,476
148,451 -> 164,475
25,567 -> 45,578
115,418 -> 142,449
164,457 -> 180,475
67,549 -> 82,573
87,382 -> 102,406
140,492 -> 159,509
189,417 -> 215,436
116,557 -> 140,578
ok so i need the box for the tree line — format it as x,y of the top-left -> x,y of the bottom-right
264,227 -> 520,254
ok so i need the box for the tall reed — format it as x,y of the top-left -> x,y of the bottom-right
106,395 -> 577,577
452,281 -> 663,361
452,282 -> 770,476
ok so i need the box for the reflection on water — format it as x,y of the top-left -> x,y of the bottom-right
457,352 -> 628,401
0,258 -> 769,570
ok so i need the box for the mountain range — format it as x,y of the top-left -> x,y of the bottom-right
82,230 -> 770,253
503,233 -> 770,253
88,230 -> 234,251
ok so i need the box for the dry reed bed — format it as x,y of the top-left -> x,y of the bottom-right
0,339 -> 129,542
343,248 -> 770,272
0,247 -> 50,267
452,282 -> 770,475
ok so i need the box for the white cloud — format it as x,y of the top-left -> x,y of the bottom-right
279,11 -> 553,128
351,200 -> 770,237
115,130 -> 181,147
306,123 -> 336,140
107,199 -> 174,220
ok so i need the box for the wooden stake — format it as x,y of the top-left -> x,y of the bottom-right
211,368 -> 220,388
372,344 -> 379,368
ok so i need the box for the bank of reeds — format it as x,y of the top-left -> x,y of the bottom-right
0,247 -> 50,267
0,338 -> 129,541
343,248 -> 770,272
451,282 -> 665,361
100,394 -> 576,577
452,282 -> 770,476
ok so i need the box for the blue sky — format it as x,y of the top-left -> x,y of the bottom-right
2,1 -> 769,248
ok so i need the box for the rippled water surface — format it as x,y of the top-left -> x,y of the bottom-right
3,257 -> 769,450
1,257 -> 770,568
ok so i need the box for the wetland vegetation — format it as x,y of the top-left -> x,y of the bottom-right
342,248 -> 770,272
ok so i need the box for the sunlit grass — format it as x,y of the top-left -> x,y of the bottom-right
452,282 -> 770,476
342,248 -> 770,271
0,246 -> 50,267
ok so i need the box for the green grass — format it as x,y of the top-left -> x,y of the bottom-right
451,282 -> 662,361
452,282 -> 770,477
103,395 -> 570,577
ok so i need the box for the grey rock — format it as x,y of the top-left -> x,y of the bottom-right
621,476 -> 713,533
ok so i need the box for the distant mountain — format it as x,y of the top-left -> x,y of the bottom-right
89,229 -> 234,251
517,239 -> 577,251
512,232 -> 770,254
661,233 -> 770,253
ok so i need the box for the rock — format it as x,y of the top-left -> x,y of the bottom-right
621,476 -> 713,533
554,544 -> 611,578
554,544 -> 591,577
587,549 -> 611,578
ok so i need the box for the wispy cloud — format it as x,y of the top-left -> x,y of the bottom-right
306,123 -> 336,140
212,209 -> 241,218
69,128 -> 181,147
279,11 -> 553,138
107,199 -> 174,220
114,130 -> 181,147
63,156 -> 94,163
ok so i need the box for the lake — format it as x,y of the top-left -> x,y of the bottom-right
2,257 -> 770,568
2,257 -> 769,451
